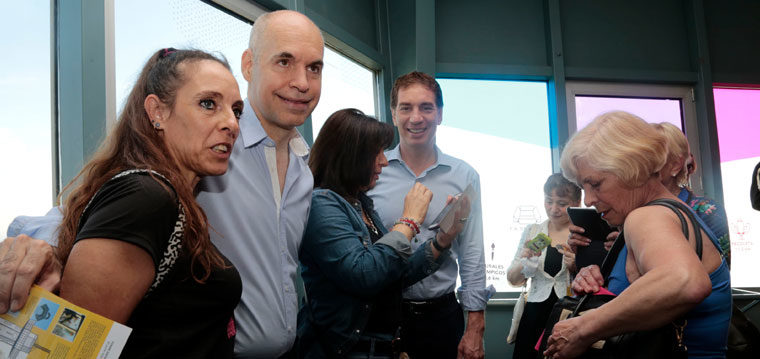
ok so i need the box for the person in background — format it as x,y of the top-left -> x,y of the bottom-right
57,48 -> 244,357
752,161 -> 760,210
545,111 -> 730,359
507,173 -> 580,359
297,109 -> 467,358
653,122 -> 731,264
368,71 -> 492,359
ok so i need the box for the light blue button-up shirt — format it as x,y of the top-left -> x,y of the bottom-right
368,145 -> 493,311
197,100 -> 313,358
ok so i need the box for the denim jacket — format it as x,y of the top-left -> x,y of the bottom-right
296,189 -> 447,358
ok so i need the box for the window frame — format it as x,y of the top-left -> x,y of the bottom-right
565,81 -> 704,195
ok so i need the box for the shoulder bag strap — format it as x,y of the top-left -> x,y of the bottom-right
80,169 -> 184,296
645,198 -> 703,260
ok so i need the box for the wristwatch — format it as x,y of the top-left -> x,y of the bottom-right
432,235 -> 451,252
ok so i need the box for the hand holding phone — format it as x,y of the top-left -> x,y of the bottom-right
567,207 -> 613,269
428,183 -> 475,232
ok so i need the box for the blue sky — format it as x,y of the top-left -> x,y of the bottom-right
1,0 -> 54,233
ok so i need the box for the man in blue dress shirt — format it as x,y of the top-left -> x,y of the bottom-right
1,10 -> 323,359
368,72 -> 492,359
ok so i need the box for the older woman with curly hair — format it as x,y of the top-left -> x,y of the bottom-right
544,111 -> 731,359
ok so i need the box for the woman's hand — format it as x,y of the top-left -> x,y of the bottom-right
543,315 -> 594,359
435,194 -> 471,248
567,224 -> 591,254
568,224 -> 619,253
603,231 -> 619,251
557,243 -> 577,273
518,247 -> 541,259
572,265 -> 605,294
401,182 -> 433,224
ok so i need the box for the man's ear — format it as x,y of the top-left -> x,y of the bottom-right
144,94 -> 168,129
241,49 -> 253,82
436,108 -> 443,125
390,109 -> 398,127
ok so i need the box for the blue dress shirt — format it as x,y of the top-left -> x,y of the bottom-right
297,189 -> 444,357
368,145 -> 493,312
197,100 -> 313,358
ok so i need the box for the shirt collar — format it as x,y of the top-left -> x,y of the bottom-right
239,100 -> 310,158
387,144 -> 453,170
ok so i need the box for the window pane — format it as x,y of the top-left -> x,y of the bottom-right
575,96 -> 683,130
714,87 -> 760,288
310,47 -> 376,138
115,0 -> 252,110
0,1 -> 53,234
437,79 -> 551,292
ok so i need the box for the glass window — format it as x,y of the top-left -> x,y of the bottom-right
574,96 -> 683,130
310,46 -> 376,139
0,1 -> 54,234
437,79 -> 552,292
114,0 -> 252,111
714,86 -> 760,288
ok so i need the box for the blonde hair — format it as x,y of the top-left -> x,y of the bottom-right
561,111 -> 668,188
652,122 -> 692,188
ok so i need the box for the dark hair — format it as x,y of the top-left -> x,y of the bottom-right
57,48 -> 232,283
390,71 -> 443,109
544,173 -> 581,202
310,108 -> 394,199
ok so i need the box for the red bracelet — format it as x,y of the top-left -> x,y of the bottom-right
398,217 -> 420,234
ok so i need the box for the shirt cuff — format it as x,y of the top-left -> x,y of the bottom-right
457,285 -> 496,311
6,216 -> 28,237
376,231 -> 413,259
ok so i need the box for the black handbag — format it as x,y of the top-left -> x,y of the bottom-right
537,199 -> 704,359
727,302 -> 760,359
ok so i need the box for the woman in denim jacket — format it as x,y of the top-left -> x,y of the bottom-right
296,109 -> 468,359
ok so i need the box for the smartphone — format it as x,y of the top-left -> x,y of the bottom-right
566,207 -> 613,242
526,232 -> 552,252
428,195 -> 458,231
567,207 -> 614,268
428,183 -> 476,231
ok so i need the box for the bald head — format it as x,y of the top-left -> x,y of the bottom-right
249,10 -> 324,61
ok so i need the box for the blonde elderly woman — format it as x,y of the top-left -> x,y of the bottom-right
544,111 -> 731,359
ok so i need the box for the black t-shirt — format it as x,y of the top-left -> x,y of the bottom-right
75,173 -> 242,358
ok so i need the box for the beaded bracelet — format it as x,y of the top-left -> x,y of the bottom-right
394,220 -> 415,233
398,217 -> 420,234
